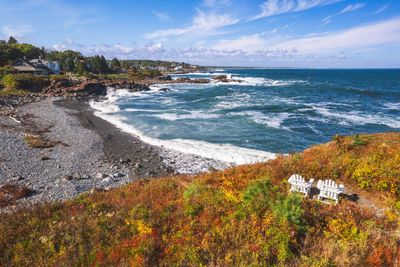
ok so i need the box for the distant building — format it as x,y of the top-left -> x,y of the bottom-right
12,57 -> 61,75
157,66 -> 167,71
29,58 -> 61,74
13,58 -> 49,75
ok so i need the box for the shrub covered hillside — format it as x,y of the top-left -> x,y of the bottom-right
1,133 -> 400,266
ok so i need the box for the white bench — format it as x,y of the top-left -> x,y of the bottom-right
317,179 -> 345,204
288,174 -> 314,197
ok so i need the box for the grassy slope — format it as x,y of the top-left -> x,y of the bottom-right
1,133 -> 400,266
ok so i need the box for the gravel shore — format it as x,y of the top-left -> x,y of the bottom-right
0,97 -> 229,207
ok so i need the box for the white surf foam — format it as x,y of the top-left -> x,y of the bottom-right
212,76 -> 306,87
171,72 -> 213,76
384,102 -> 400,111
213,92 -> 255,110
229,111 -> 290,129
124,108 -> 161,113
89,88 -> 276,164
169,72 -> 304,88
151,110 -> 219,121
314,106 -> 400,128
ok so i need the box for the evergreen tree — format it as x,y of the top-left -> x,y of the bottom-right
7,36 -> 17,45
100,55 -> 109,74
76,60 -> 87,76
110,58 -> 121,73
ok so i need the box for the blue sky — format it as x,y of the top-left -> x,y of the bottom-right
1,0 -> 399,67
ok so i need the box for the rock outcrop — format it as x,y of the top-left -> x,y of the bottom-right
41,79 -> 151,96
212,75 -> 242,83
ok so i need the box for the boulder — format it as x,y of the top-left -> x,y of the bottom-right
192,78 -> 210,84
213,75 -> 229,82
175,77 -> 192,83
101,177 -> 113,186
112,172 -> 124,178
95,172 -> 108,179
158,75 -> 172,81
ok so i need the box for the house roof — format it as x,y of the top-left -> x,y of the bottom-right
13,65 -> 47,72
13,59 -> 47,73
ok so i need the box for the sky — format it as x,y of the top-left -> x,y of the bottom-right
1,0 -> 399,67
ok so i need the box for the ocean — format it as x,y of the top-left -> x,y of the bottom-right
90,68 -> 400,165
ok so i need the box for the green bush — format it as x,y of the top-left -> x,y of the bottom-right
13,74 -> 50,92
50,74 -> 68,81
0,66 -> 17,77
272,194 -> 305,230
242,178 -> 280,214
1,74 -> 18,90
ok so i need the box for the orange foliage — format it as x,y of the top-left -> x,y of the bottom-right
0,132 -> 399,266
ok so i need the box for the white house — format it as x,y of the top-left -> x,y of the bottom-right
30,58 -> 61,74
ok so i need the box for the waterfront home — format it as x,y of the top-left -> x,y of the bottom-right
13,58 -> 49,75
29,58 -> 61,74
13,58 -> 61,75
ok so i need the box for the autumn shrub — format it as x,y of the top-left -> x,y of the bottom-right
0,184 -> 33,207
0,133 -> 399,266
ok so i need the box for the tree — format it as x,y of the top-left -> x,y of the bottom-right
100,55 -> 109,74
89,55 -> 101,74
7,36 -> 18,45
110,58 -> 121,73
0,43 -> 23,66
14,43 -> 42,59
64,57 -> 75,72
76,60 -> 87,76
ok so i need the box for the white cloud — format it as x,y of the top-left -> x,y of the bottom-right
322,3 -> 365,25
145,9 -> 239,39
213,34 -> 267,52
53,40 -> 136,55
1,24 -> 35,38
373,4 -> 390,15
50,38 -> 299,66
251,0 -> 341,20
146,43 -> 164,52
275,17 -> 400,54
153,11 -> 171,22
114,44 -> 135,54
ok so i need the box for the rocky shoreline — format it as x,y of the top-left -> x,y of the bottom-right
30,74 -> 240,97
0,90 -> 230,210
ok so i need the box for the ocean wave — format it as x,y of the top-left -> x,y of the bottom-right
88,87 -> 126,113
313,106 -> 400,128
89,105 -> 275,164
229,111 -> 290,129
124,108 -> 161,113
168,73 -> 305,88
383,102 -> 400,111
214,76 -> 306,87
150,111 -> 219,121
89,88 -> 276,164
213,92 -> 255,110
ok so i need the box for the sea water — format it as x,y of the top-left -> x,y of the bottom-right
90,68 -> 400,164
